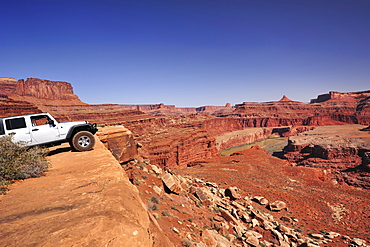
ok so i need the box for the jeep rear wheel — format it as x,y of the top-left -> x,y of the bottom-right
71,131 -> 95,151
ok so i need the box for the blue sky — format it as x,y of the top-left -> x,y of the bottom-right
1,0 -> 369,107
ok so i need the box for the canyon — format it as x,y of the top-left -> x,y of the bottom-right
0,77 -> 370,246
1,77 -> 369,175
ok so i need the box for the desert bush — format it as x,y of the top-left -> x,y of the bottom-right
161,210 -> 171,217
150,195 -> 160,204
0,136 -> 49,193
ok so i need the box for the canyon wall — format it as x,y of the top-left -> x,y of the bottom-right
0,94 -> 42,117
115,114 -> 305,168
310,90 -> 370,103
283,125 -> 370,188
0,78 -> 82,101
1,77 -> 369,171
0,77 -> 151,121
223,96 -> 370,126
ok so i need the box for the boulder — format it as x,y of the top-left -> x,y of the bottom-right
161,172 -> 183,194
351,238 -> 367,246
195,187 -> 215,203
324,231 -> 340,239
201,229 -> 233,247
253,196 -> 269,205
268,201 -> 287,211
245,236 -> 260,247
97,126 -> 138,164
225,187 -> 241,200
150,164 -> 163,175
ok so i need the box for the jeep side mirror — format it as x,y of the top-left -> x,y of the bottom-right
49,120 -> 56,127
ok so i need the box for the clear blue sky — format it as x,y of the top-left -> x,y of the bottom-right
1,0 -> 369,107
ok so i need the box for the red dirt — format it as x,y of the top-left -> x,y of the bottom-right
174,147 -> 370,242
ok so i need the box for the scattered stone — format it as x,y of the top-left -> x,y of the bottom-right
268,200 -> 287,211
150,164 -> 162,175
206,181 -> 218,188
280,216 -> 292,223
291,217 -> 299,222
244,230 -> 263,239
213,216 -> 224,222
253,196 -> 268,205
231,208 -> 239,219
161,172 -> 183,194
220,209 -> 239,225
173,227 -> 180,234
324,231 -> 340,239
225,187 -> 241,200
201,229 -> 233,247
195,187 -> 214,203
240,213 -> 251,223
233,224 -> 244,238
251,218 -> 259,227
310,233 -> 324,239
352,238 -> 367,246
153,185 -> 162,195
245,236 -> 259,246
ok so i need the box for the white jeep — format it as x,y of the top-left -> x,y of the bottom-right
0,112 -> 98,151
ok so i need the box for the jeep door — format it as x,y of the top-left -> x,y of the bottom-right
4,117 -> 32,144
30,115 -> 61,144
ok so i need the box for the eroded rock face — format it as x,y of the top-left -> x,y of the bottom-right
2,77 -> 369,174
221,95 -> 370,126
283,125 -> 370,188
284,125 -> 370,168
17,78 -> 79,100
310,90 -> 370,103
0,94 -> 42,117
0,77 -> 149,123
97,126 -> 139,164
0,78 -> 18,95
0,77 -> 81,101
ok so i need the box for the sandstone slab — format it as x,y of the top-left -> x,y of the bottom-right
97,126 -> 138,163
0,139 -> 155,246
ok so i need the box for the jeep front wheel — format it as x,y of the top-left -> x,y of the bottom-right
71,131 -> 95,151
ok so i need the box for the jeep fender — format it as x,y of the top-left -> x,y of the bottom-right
66,124 -> 98,140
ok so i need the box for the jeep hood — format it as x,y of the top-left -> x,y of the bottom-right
59,121 -> 90,127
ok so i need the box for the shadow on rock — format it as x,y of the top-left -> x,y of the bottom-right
48,147 -> 73,156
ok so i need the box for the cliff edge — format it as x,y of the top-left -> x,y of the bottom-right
0,132 -> 171,247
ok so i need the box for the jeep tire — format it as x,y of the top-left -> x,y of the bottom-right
71,131 -> 95,151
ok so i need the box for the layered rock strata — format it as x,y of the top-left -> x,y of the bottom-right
0,94 -> 42,117
284,125 -> 370,188
284,125 -> 370,169
0,77 -> 82,102
1,77 -> 369,174
118,114 -> 304,168
310,90 -> 370,103
97,126 -> 139,164
221,96 -> 370,126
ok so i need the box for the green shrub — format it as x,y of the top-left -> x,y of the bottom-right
0,136 -> 49,193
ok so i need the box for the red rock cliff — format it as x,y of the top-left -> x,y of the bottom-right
0,77 -> 81,101
310,90 -> 370,103
16,78 -> 81,101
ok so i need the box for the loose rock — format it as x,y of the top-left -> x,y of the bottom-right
268,200 -> 287,211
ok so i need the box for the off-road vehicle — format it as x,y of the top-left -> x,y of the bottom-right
0,113 -> 98,151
